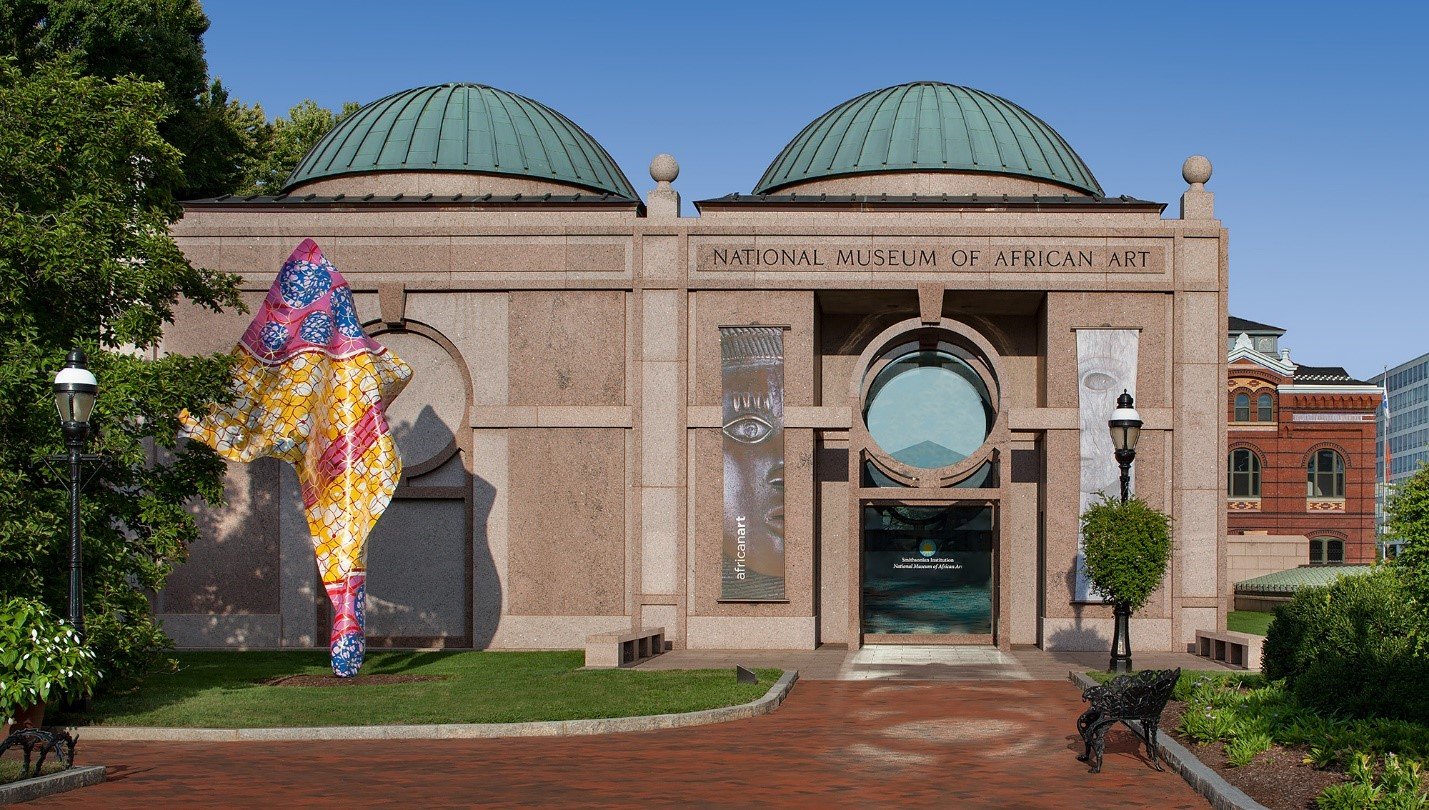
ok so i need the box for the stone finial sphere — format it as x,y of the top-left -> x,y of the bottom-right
650,153 -> 679,184
1182,155 -> 1212,186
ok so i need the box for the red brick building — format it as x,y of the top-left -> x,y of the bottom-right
1226,317 -> 1381,564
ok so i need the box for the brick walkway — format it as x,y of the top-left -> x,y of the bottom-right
48,680 -> 1207,808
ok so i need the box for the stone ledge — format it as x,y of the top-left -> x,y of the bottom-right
0,764 -> 106,804
1069,672 -> 1268,810
1194,629 -> 1263,671
65,670 -> 798,742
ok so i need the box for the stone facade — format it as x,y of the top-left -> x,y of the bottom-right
155,84 -> 1230,654
1226,533 -> 1308,588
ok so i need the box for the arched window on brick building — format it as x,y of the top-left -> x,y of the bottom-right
1257,393 -> 1273,422
1307,449 -> 1345,498
1234,393 -> 1251,422
1228,449 -> 1261,498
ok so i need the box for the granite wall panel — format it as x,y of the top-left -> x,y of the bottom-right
507,428 -> 626,616
164,457 -> 282,615
365,498 -> 469,640
509,291 -> 626,406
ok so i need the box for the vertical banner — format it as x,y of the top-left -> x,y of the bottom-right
720,327 -> 786,600
1074,329 -> 1139,602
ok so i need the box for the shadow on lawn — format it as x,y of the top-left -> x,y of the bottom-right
359,650 -> 455,675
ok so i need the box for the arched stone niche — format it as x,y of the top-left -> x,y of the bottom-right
357,322 -> 474,646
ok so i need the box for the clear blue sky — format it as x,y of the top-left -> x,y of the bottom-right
203,1 -> 1427,380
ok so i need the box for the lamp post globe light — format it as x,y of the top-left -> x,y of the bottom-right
53,349 -> 98,641
1106,389 -> 1142,673
1109,390 -> 1142,505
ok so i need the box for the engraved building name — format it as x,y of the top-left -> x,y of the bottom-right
698,244 -> 1164,272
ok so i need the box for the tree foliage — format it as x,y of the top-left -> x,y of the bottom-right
0,0 -> 248,198
1,1 -> 364,200
1388,463 -> 1429,615
1080,496 -> 1173,610
234,99 -> 361,196
0,58 -> 241,686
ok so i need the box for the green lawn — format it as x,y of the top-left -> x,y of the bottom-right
47,651 -> 781,729
1227,610 -> 1275,636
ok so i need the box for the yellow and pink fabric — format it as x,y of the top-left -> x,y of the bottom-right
182,239 -> 411,676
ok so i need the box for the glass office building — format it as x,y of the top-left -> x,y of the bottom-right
1371,351 -> 1429,556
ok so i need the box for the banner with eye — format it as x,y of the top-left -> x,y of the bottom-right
719,327 -> 787,601
1074,328 -> 1140,602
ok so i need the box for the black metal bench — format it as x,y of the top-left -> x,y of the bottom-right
1076,667 -> 1180,773
0,727 -> 77,779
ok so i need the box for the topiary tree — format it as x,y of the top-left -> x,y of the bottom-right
1080,495 -> 1173,672
1387,462 -> 1429,617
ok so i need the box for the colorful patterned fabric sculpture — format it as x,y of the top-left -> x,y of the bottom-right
182,239 -> 411,676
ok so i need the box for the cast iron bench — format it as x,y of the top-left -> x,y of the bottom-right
0,727 -> 77,779
1076,667 -> 1180,773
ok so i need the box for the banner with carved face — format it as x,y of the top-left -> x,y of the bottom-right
720,327 -> 786,600
1075,328 -> 1139,602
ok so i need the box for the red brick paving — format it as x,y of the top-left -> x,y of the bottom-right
43,681 -> 1206,808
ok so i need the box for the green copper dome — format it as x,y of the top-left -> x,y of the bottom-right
285,83 -> 638,198
754,82 -> 1102,196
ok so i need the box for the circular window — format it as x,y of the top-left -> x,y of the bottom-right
863,345 -> 996,470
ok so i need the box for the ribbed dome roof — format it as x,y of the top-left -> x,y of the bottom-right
754,82 -> 1102,196
284,83 -> 638,198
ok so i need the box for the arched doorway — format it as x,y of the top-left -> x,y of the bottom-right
847,318 -> 1010,646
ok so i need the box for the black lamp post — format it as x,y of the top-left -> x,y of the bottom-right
53,350 -> 98,642
1107,389 -> 1142,673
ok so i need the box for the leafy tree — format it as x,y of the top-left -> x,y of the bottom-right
0,58 -> 240,686
235,99 -> 361,196
0,0 -> 249,198
1388,463 -> 1429,616
1080,496 -> 1173,611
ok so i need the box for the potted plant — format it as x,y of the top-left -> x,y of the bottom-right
0,597 -> 98,736
1080,495 -> 1173,673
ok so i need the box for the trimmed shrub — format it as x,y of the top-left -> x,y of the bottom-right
0,597 -> 99,721
1263,567 -> 1429,724
1080,496 -> 1172,610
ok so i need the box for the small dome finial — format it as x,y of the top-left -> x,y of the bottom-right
1182,155 -> 1212,188
650,153 -> 679,186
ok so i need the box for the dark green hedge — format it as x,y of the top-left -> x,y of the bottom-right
1263,567 -> 1429,723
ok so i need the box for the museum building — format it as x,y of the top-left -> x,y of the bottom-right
157,81 -> 1229,653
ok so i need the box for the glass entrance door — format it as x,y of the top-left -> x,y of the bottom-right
861,504 -> 994,639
